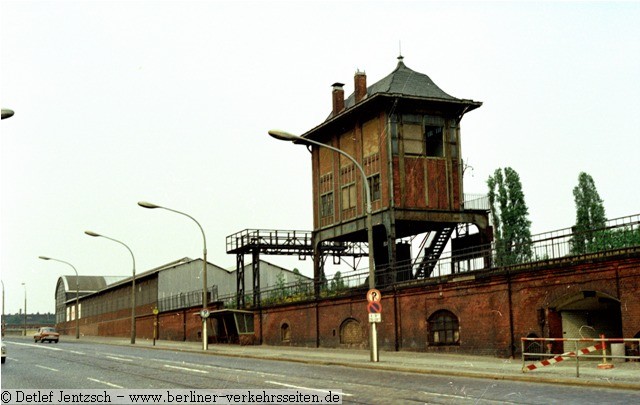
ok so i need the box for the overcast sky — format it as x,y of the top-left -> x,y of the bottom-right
2,1 -> 639,314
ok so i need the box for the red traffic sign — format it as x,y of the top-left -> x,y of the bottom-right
368,301 -> 382,314
367,288 -> 382,303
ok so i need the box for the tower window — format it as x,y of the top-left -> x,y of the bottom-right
320,192 -> 334,218
341,184 -> 356,211
425,125 -> 444,157
368,174 -> 381,201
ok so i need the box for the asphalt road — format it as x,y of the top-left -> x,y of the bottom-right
2,338 -> 638,404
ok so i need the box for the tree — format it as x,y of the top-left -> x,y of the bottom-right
329,271 -> 346,293
571,172 -> 606,254
487,167 -> 533,266
274,272 -> 287,301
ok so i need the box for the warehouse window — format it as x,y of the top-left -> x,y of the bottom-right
428,310 -> 460,345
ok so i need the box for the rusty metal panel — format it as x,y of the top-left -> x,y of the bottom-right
426,158 -> 448,210
362,117 -> 380,156
403,157 -> 426,208
338,129 -> 356,167
318,145 -> 333,174
452,159 -> 461,210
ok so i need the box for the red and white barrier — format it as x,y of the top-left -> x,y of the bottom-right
524,343 -> 604,372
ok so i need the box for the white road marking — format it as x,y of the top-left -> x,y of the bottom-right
422,391 -> 521,404
151,358 -> 284,378
35,364 -> 59,372
87,378 -> 123,388
203,364 -> 285,378
104,352 -> 144,360
106,355 -> 134,362
164,364 -> 209,374
10,341 -> 62,351
9,341 -> 84,354
265,380 -> 353,397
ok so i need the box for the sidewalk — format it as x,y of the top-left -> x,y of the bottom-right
38,336 -> 640,390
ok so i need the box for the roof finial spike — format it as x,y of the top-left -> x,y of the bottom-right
398,40 -> 403,62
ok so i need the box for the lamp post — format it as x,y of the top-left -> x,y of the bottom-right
1,280 -> 5,335
268,129 -> 379,362
138,201 -> 209,351
21,283 -> 27,336
85,231 -> 137,344
39,256 -> 80,339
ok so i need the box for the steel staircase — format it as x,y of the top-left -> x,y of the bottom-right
415,226 -> 454,278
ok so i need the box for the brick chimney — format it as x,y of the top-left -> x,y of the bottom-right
332,82 -> 345,116
354,70 -> 367,103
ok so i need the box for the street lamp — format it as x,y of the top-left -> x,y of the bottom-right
21,283 -> 27,336
85,230 -> 137,344
138,201 -> 209,351
39,256 -> 80,339
268,129 -> 379,362
1,280 -> 5,335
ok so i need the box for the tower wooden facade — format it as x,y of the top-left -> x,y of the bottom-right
304,57 -> 491,285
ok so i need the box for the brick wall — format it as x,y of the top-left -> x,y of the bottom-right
258,253 -> 640,357
56,252 -> 640,356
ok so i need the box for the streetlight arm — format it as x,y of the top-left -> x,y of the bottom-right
268,130 -> 372,209
39,256 -> 78,278
138,202 -> 207,253
84,231 -> 136,274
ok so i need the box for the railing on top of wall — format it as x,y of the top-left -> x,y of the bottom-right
218,214 -> 640,308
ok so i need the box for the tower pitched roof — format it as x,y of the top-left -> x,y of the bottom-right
343,56 -> 460,110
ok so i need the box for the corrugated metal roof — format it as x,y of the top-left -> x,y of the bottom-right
59,275 -> 126,293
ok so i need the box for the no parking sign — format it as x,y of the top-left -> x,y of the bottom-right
367,289 -> 382,322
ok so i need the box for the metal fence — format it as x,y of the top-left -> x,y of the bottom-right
219,214 -> 639,308
157,286 -> 218,312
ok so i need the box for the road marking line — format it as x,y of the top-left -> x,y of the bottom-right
10,341 -> 63,351
164,364 -> 209,374
88,378 -> 123,388
265,381 -> 353,397
105,352 -> 144,360
422,391 -> 520,404
35,364 -> 59,372
9,341 -> 84,355
106,355 -> 134,362
203,364 -> 285,378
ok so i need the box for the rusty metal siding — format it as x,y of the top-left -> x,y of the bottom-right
426,158 -> 449,210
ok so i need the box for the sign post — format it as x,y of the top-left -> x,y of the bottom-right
152,308 -> 159,346
367,289 -> 382,362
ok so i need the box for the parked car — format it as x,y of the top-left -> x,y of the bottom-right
34,327 -> 59,343
1,340 -> 6,363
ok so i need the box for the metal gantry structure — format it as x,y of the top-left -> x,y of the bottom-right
226,229 -> 368,308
